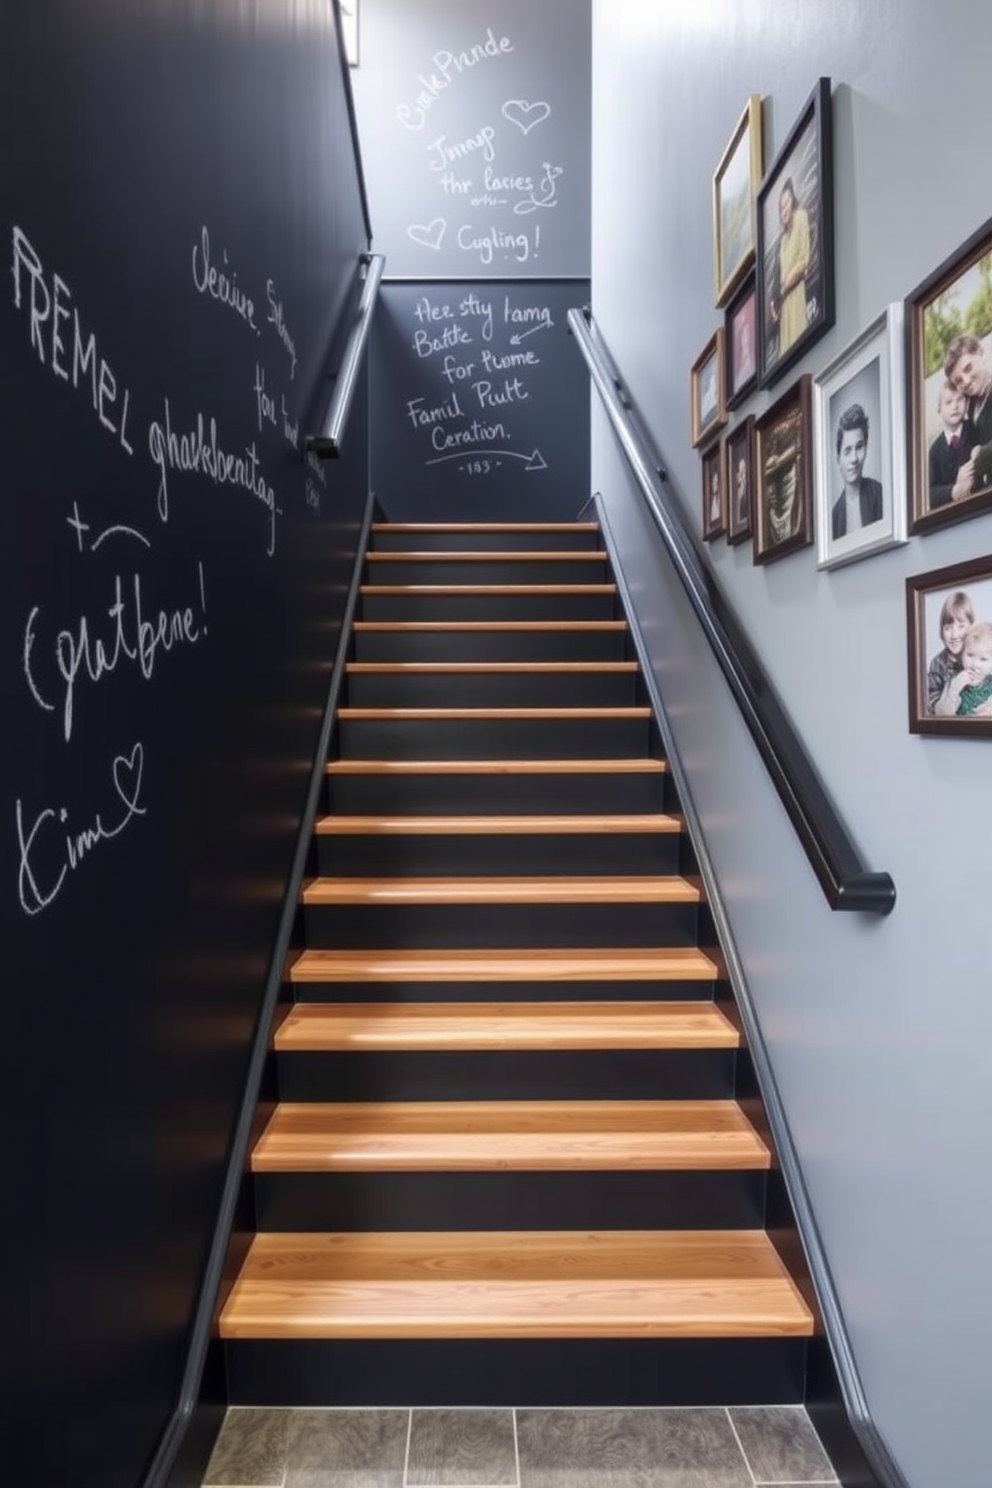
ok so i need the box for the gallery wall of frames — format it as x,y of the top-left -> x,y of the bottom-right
697,76 -> 992,737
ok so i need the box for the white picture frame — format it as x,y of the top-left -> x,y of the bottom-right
813,303 -> 908,570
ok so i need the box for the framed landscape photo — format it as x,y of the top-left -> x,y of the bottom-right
724,417 -> 754,544
725,270 -> 758,409
713,95 -> 763,308
907,554 -> 992,736
701,440 -> 726,541
906,213 -> 992,535
691,328 -> 728,448
813,304 -> 908,570
753,374 -> 813,564
756,78 -> 835,389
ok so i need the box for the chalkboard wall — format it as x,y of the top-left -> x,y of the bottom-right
372,279 -> 591,520
0,4 -> 369,1486
353,0 -> 590,277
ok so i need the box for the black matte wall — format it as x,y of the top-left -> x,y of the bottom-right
0,4 -> 369,1486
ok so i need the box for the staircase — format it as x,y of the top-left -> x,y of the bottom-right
219,521 -> 814,1406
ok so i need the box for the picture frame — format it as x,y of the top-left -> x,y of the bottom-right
725,269 -> 759,409
691,328 -> 728,449
724,417 -> 755,545
713,95 -> 763,308
701,440 -> 726,541
906,554 -> 992,736
906,213 -> 992,535
753,374 -> 813,564
813,304 -> 908,570
756,77 -> 835,389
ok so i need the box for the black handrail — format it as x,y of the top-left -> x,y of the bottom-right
308,252 -> 386,458
569,307 -> 895,916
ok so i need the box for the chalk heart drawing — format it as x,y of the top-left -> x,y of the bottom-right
113,742 -> 145,808
502,99 -> 551,135
408,218 -> 447,252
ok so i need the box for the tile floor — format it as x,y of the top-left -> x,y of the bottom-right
203,1404 -> 839,1488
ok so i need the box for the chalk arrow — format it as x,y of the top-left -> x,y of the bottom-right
425,447 -> 548,470
523,449 -> 547,471
509,321 -> 553,345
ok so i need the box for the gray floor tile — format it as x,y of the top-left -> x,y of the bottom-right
285,1409 -> 409,1488
728,1407 -> 837,1483
408,1409 -> 517,1485
204,1407 -> 290,1486
517,1407 -> 752,1488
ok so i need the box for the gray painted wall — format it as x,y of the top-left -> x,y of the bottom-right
591,5 -> 992,1487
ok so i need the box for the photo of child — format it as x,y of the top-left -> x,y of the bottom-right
927,590 -> 974,712
928,381 -> 979,510
916,568 -> 992,729
933,619 -> 992,717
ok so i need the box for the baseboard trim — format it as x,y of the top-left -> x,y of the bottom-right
145,486 -> 377,1488
595,493 -> 904,1488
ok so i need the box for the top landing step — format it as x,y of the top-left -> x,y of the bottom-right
371,523 -> 602,553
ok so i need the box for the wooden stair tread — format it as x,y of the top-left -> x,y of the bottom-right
366,550 -> 607,561
335,707 -> 652,721
252,1100 -> 770,1172
352,621 -> 627,632
325,758 -> 666,775
359,585 -> 617,596
274,998 -> 733,1049
314,812 -> 679,835
372,523 -> 600,532
302,875 -> 700,906
219,1230 -> 814,1339
289,947 -> 718,982
345,661 -> 638,674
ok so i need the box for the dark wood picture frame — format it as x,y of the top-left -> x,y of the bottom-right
907,554 -> 992,735
691,328 -> 728,449
725,269 -> 758,409
701,439 -> 726,541
753,374 -> 813,563
724,416 -> 755,544
713,94 -> 763,308
906,213 -> 992,536
756,78 -> 834,389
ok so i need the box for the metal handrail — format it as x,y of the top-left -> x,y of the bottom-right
307,252 -> 385,458
568,306 -> 895,916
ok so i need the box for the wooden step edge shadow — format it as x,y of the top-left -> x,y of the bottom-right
351,621 -> 628,632
357,585 -> 618,596
251,1098 -> 773,1173
344,662 -> 640,675
300,875 -> 701,906
312,811 -> 682,835
371,523 -> 601,533
333,707 -> 653,722
324,758 -> 667,776
287,946 -> 720,985
218,1229 -> 815,1340
365,551 -> 608,563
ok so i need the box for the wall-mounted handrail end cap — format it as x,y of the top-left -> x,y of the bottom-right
658,467 -> 668,481
834,871 -> 897,916
305,434 -> 341,459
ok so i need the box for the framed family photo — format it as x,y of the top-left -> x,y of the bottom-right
813,305 -> 908,570
725,270 -> 759,409
691,328 -> 728,448
713,95 -> 763,308
906,554 -> 992,736
753,375 -> 813,564
906,213 -> 992,535
724,417 -> 755,544
701,440 -> 726,541
756,78 -> 835,389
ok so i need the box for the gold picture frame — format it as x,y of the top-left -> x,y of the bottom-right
713,95 -> 763,308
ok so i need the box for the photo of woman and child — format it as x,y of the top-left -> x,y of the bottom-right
919,244 -> 992,519
926,587 -> 992,718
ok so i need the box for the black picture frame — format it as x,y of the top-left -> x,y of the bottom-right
756,78 -> 835,389
907,554 -> 992,735
724,416 -> 755,545
725,269 -> 758,409
701,440 -> 726,541
753,374 -> 814,564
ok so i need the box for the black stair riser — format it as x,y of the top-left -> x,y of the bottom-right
303,900 -> 699,951
365,559 -> 609,587
371,529 -> 604,553
352,629 -> 629,663
225,1337 -> 806,1408
358,591 -> 618,622
335,715 -> 650,760
291,977 -> 717,1005
344,672 -> 639,709
276,1049 -> 737,1102
314,832 -> 683,877
254,1169 -> 767,1233
325,771 -> 668,817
